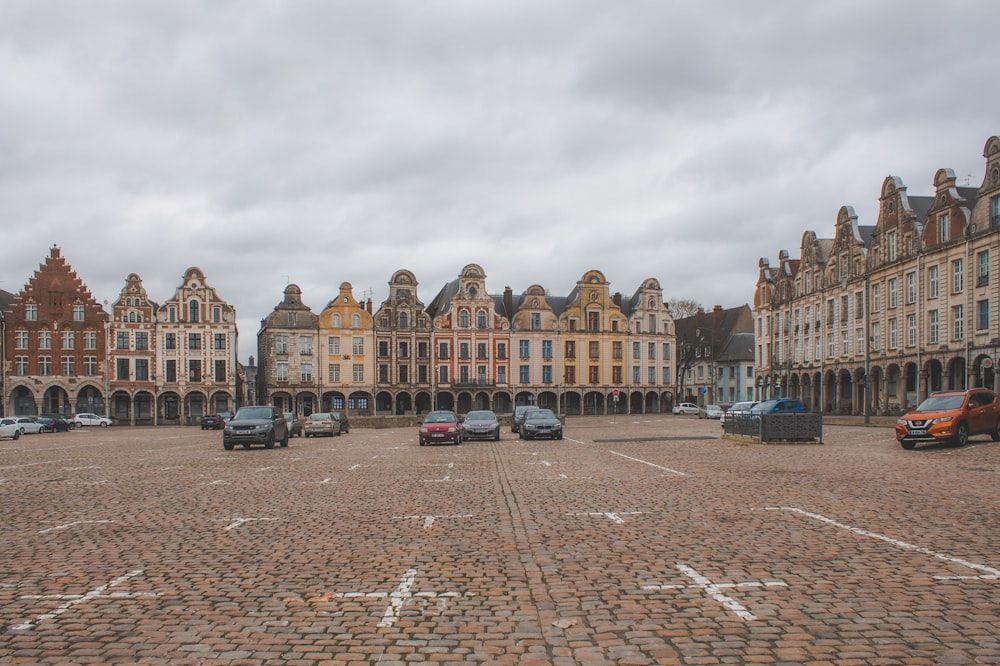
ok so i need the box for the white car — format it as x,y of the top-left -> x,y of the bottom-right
73,413 -> 113,428
0,416 -> 45,435
699,404 -> 724,419
672,402 -> 700,415
0,419 -> 22,440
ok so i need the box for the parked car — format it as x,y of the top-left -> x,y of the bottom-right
38,414 -> 72,432
0,419 -> 21,440
698,404 -> 724,419
219,411 -> 233,423
330,411 -> 350,434
512,405 -> 534,433
895,388 -> 1000,450
519,408 -> 563,440
1,417 -> 45,435
419,411 -> 462,446
721,401 -> 759,429
73,412 -> 112,428
222,406 -> 289,450
284,412 -> 304,437
303,412 -> 339,437
672,402 -> 699,415
749,398 -> 806,415
200,414 -> 226,430
460,410 -> 501,441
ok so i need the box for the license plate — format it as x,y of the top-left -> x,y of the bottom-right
909,429 -> 926,435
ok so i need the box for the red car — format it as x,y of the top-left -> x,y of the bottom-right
419,411 -> 462,446
895,388 -> 1000,449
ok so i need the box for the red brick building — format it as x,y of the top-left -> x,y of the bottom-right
3,246 -> 109,416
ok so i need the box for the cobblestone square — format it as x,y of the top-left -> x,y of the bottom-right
1,417 -> 998,664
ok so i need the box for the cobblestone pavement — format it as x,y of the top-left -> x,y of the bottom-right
1,416 -> 998,665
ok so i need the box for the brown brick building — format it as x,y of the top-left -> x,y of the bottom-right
3,246 -> 109,417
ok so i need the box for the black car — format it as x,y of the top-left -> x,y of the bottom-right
200,414 -> 226,430
519,408 -> 563,440
331,411 -> 350,434
38,414 -> 72,432
222,406 -> 289,450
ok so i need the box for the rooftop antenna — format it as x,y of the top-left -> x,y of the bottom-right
281,275 -> 290,285
964,174 -> 974,186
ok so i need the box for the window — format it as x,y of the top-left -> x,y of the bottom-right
189,333 -> 202,350
39,356 -> 51,376
15,331 -> 29,349
928,265 -> 939,298
135,332 -> 149,351
889,318 -> 898,349
588,366 -> 599,383
928,310 -> 939,344
399,365 -> 408,383
872,283 -> 881,312
352,337 -> 364,355
542,366 -> 552,383
212,360 -> 224,381
398,341 -> 409,358
117,331 -> 130,349
542,340 -> 553,359
477,343 -> 487,359
906,314 -> 916,347
633,366 -> 641,383
827,333 -> 835,358
992,195 -> 1000,227
61,331 -> 74,350
459,342 -> 470,360
519,340 -> 530,358
648,342 -> 656,360
888,278 -> 897,308
438,342 -> 449,359
84,356 -> 97,376
663,342 -> 670,358
841,331 -> 849,357
378,364 -> 389,383
329,336 -> 340,354
332,313 -> 341,327
215,334 -> 226,350
189,300 -> 199,322
300,363 -> 312,383
871,322 -> 880,351
977,300 -> 989,331
213,307 -> 221,323
953,259 -> 964,293
459,310 -> 470,327
887,230 -> 898,261
189,360 -> 202,382
117,358 -> 129,380
953,305 -> 964,340
978,251 -> 990,287
276,335 -> 288,354
587,311 -> 600,332
497,342 -> 507,360
663,367 -> 671,384
60,355 -> 74,376
477,311 -> 487,329
906,272 -> 916,304
82,331 -> 96,350
352,314 -> 361,328
276,362 -> 288,381
938,213 -> 949,243
168,307 -> 176,322
164,333 -> 176,350
647,367 -> 655,384
135,359 -> 149,381
328,364 -> 340,382
165,359 -> 177,382
25,304 -> 37,321
439,366 -> 449,384
15,356 -> 28,375
589,341 -> 599,359
418,342 -> 429,358
611,341 -> 623,360
519,365 -> 529,383
398,312 -> 408,328
632,341 -> 641,359
564,366 -> 576,385
353,364 -> 364,382
497,366 -> 506,384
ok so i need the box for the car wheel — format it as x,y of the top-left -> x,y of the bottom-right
223,439 -> 234,451
991,420 -> 1000,442
100,422 -> 108,428
954,422 -> 969,447
280,432 -> 289,447
265,432 -> 275,449
12,430 -> 21,440
494,430 -> 500,441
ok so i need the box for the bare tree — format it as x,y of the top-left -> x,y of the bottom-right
667,298 -> 701,319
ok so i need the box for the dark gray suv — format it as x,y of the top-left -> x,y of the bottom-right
223,406 -> 289,450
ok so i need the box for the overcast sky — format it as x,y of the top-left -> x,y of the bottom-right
2,1 -> 998,362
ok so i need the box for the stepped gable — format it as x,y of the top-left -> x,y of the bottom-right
11,245 -> 105,319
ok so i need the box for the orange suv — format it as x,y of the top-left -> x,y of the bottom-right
895,388 -> 1000,449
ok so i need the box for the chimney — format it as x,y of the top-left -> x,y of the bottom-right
367,298 -> 373,314
503,286 -> 513,319
613,292 -> 622,307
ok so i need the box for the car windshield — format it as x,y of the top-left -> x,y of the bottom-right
308,413 -> 332,421
750,401 -> 776,413
465,411 -> 495,421
234,407 -> 272,420
526,409 -> 556,420
914,395 -> 966,412
425,413 -> 456,423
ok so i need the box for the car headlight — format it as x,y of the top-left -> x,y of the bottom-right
929,416 -> 953,426
896,419 -> 907,427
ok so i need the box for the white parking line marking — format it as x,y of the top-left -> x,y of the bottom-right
767,506 -> 1000,579
567,511 -> 644,524
309,568 -> 470,628
608,451 -> 686,476
394,514 -> 473,529
640,563 -> 788,622
223,517 -> 276,531
10,569 -> 157,631
39,520 -> 114,534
